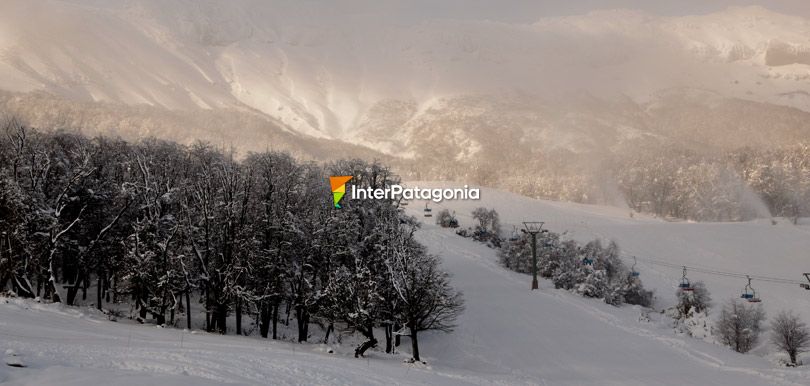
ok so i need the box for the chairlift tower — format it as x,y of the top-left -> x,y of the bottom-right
522,222 -> 546,290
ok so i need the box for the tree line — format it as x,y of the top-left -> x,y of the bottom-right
408,143 -> 810,223
0,121 -> 462,362
611,145 -> 810,222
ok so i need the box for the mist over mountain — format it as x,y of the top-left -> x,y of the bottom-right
1,0 -> 808,218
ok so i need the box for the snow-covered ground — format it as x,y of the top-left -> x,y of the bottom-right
3,185 -> 810,385
409,184 -> 810,322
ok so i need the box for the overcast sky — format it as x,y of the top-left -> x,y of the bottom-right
337,0 -> 810,22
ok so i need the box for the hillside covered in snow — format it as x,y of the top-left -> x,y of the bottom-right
3,185 -> 810,385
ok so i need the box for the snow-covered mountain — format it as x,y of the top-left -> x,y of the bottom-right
1,1 -> 809,158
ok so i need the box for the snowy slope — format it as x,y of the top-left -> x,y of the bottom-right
406,183 -> 810,323
0,299 -> 489,386
3,185 -> 810,385
398,187 -> 810,385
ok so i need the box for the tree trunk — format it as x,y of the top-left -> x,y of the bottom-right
66,271 -> 82,305
410,325 -> 420,362
204,289 -> 211,331
36,273 -> 42,297
235,300 -> 242,336
354,337 -> 378,358
384,324 -> 393,354
185,291 -> 192,330
354,324 -> 377,358
323,323 -> 334,344
296,306 -> 309,342
11,274 -> 34,298
96,272 -> 103,311
272,303 -> 279,340
139,300 -> 148,319
111,276 -> 117,303
394,323 -> 401,347
259,302 -> 271,338
214,303 -> 227,334
790,350 -> 798,365
82,274 -> 88,300
155,311 -> 166,326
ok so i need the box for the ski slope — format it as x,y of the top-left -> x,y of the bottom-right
401,187 -> 810,385
0,298 -> 490,386
2,185 -> 810,385
407,184 -> 810,322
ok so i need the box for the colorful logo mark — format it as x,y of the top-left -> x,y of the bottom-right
329,176 -> 353,208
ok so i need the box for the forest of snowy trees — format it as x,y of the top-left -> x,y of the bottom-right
405,143 -> 810,223
611,146 -> 810,222
0,121 -> 462,362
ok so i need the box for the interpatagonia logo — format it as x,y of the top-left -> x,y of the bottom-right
329,176 -> 353,208
330,175 -> 479,208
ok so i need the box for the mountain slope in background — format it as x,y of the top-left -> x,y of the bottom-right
1,1 -> 809,153
1,1 -> 809,215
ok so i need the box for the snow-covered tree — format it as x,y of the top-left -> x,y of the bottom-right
717,299 -> 765,354
386,225 -> 464,362
676,281 -> 711,319
771,311 -> 810,366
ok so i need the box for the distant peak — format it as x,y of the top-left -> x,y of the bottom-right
708,5 -> 804,20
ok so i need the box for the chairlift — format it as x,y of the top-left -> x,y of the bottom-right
400,199 -> 409,207
741,276 -> 761,303
582,257 -> 594,265
802,273 -> 810,290
679,266 -> 693,291
630,256 -> 640,277
423,202 -> 433,218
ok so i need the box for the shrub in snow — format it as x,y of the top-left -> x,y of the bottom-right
679,309 -> 714,341
497,234 -> 533,273
577,269 -> 607,299
603,284 -> 626,306
435,209 -> 459,228
471,207 -> 501,246
717,298 -> 765,354
622,277 -> 654,307
552,252 -> 585,291
455,228 -> 471,238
